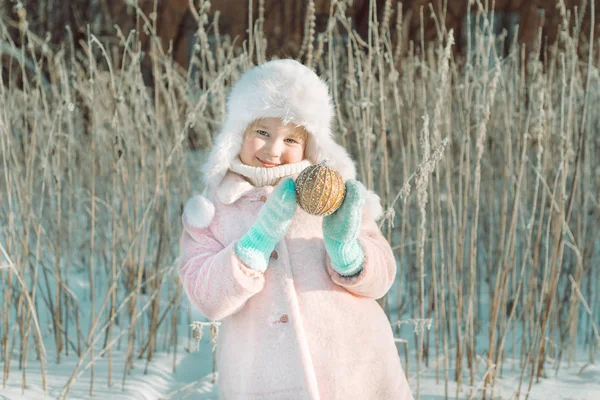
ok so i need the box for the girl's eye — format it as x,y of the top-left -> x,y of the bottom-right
257,130 -> 269,137
285,138 -> 298,144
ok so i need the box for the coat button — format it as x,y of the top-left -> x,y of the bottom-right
270,250 -> 278,259
260,195 -> 267,202
279,314 -> 289,323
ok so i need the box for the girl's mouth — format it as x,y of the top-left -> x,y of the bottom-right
257,157 -> 279,168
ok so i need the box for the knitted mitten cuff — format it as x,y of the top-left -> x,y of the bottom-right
325,238 -> 365,276
235,225 -> 276,272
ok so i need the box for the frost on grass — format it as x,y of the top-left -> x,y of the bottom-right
1,2 -> 599,399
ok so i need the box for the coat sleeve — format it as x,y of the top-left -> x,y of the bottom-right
325,215 -> 396,300
179,195 -> 265,320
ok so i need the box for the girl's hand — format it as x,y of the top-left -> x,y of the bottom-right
322,179 -> 366,276
235,178 -> 298,272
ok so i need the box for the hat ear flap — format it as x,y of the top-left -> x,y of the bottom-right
203,119 -> 246,189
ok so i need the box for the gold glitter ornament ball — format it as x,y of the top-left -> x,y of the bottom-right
295,161 -> 345,216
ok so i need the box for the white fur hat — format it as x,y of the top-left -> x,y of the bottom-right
202,59 -> 356,190
199,59 -> 383,221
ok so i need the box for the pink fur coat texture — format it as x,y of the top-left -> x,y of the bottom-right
179,172 -> 414,399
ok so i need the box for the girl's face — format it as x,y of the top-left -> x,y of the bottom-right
239,118 -> 307,168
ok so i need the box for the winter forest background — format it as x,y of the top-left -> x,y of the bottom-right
1,0 -> 600,399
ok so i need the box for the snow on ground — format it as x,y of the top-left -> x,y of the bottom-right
2,247 -> 599,399
2,298 -> 599,400
2,340 -> 599,399
3,239 -> 598,399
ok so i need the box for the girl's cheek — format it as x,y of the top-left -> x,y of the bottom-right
284,145 -> 304,162
253,137 -> 268,149
247,138 -> 264,152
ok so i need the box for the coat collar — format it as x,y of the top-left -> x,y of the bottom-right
214,171 -> 274,204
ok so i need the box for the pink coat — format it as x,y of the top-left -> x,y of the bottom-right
179,171 -> 414,399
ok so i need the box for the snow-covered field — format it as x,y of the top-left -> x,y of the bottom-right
2,266 -> 598,400
3,325 -> 599,399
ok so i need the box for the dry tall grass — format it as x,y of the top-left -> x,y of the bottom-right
1,0 -> 598,399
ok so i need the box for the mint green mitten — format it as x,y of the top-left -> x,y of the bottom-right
235,178 -> 298,272
322,179 -> 366,276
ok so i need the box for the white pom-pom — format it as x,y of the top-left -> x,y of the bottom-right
363,190 -> 383,222
183,195 -> 215,229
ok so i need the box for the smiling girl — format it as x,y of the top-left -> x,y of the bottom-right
179,59 -> 413,399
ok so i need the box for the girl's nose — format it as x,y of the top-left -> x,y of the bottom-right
265,140 -> 283,158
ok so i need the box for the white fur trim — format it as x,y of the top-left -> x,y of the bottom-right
183,195 -> 215,229
363,190 -> 383,222
202,59 -> 357,190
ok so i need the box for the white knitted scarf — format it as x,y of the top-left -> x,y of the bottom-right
229,157 -> 311,187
